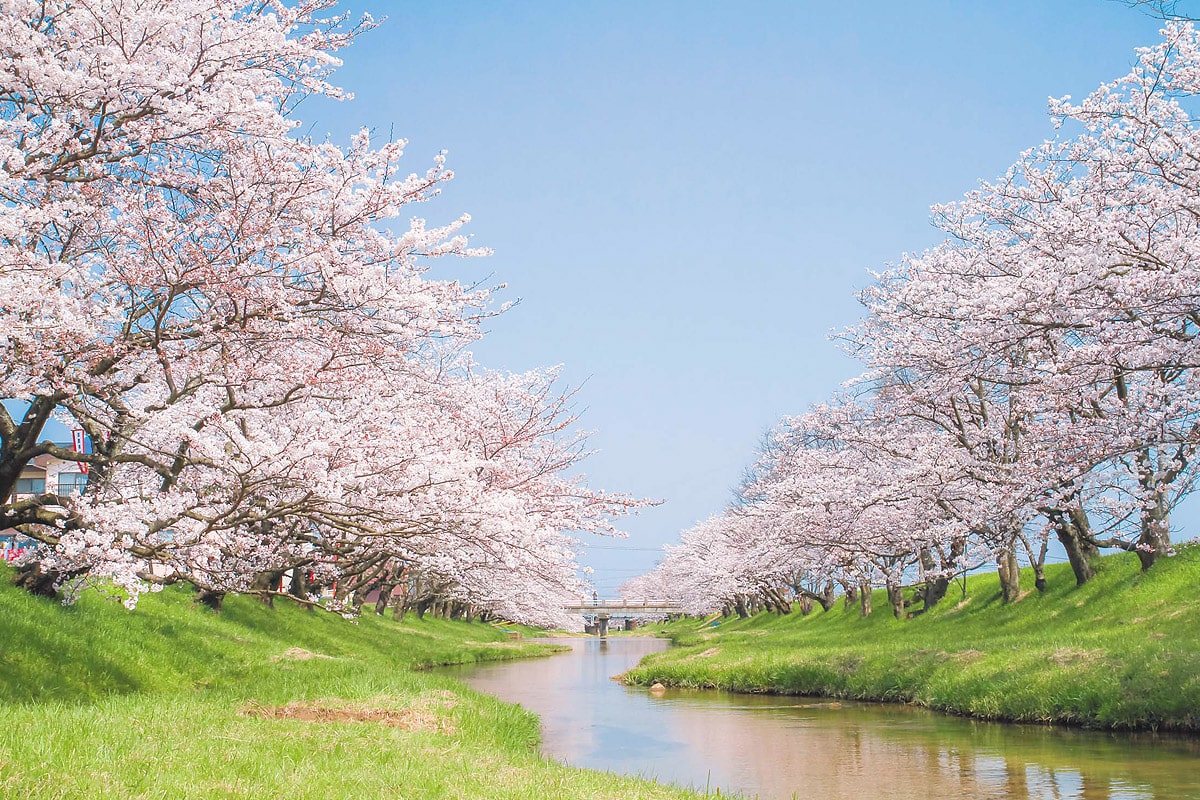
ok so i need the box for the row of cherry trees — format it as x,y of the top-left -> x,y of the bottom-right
625,20 -> 1200,619
0,1 -> 637,628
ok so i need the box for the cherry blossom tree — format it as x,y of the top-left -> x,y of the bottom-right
630,19 -> 1200,617
872,21 -> 1200,577
0,0 -> 637,625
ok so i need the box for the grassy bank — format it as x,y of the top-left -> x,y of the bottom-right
624,547 -> 1200,731
0,569 -> 699,799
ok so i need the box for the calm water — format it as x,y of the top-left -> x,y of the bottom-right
441,637 -> 1200,800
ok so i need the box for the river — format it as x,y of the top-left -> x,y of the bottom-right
440,636 -> 1200,800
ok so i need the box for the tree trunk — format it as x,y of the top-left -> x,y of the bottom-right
392,597 -> 409,621
918,546 -> 953,611
195,588 -> 225,611
734,595 -> 750,619
921,576 -> 950,610
1053,507 -> 1099,586
1137,493 -> 1172,571
250,570 -> 283,607
886,582 -> 904,619
0,460 -> 26,507
0,395 -> 64,501
13,561 -> 63,598
375,581 -> 396,615
818,581 -> 836,611
797,580 -> 837,614
334,579 -> 350,605
288,566 -> 308,599
996,549 -> 1021,604
766,586 -> 792,614
1019,533 -> 1048,593
760,592 -> 779,614
798,595 -> 814,615
843,583 -> 858,611
858,582 -> 872,618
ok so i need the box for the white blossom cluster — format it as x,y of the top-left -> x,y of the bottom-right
0,1 -> 644,626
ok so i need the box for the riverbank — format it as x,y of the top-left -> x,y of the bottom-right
0,569 -> 700,799
624,547 -> 1200,731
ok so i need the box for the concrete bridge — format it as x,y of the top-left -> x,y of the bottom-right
563,600 -> 683,637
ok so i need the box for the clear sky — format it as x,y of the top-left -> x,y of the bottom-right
305,1 -> 1177,596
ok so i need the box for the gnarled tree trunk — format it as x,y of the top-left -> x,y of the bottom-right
13,561 -> 67,598
1051,506 -> 1099,586
818,580 -> 836,611
249,569 -> 284,607
764,586 -> 792,614
996,549 -> 1021,604
918,537 -> 966,612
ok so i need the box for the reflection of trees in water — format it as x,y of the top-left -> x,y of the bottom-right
657,697 -> 1178,800
453,646 -> 1190,800
452,639 -> 673,766
658,703 -> 964,799
877,710 -> 1180,799
1004,755 -> 1030,797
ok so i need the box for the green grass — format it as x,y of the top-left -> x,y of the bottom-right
624,547 -> 1200,731
0,567 -> 702,799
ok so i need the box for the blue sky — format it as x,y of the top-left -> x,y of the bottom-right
308,1 -> 1175,595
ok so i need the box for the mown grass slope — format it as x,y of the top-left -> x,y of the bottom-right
624,547 -> 1200,731
0,567 -> 700,799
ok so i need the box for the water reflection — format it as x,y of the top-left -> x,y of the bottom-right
441,638 -> 1200,800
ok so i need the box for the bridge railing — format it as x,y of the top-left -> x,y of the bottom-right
562,601 -> 682,615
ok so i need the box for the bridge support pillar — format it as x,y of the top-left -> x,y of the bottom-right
597,614 -> 609,639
